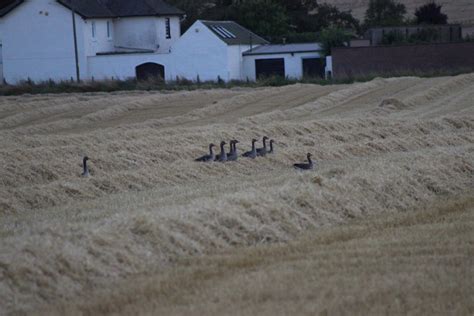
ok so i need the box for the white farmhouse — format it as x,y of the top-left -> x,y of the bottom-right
0,0 -> 183,83
0,0 -> 325,84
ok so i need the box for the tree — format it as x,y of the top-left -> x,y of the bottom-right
319,27 -> 351,56
415,1 -> 448,25
309,4 -> 360,33
170,0 -> 360,40
167,0 -> 209,31
227,0 -> 289,37
363,0 -> 406,28
381,30 -> 406,45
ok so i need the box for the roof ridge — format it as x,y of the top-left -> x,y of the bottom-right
1,0 -> 184,18
200,19 -> 236,23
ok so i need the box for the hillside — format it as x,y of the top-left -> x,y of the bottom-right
320,0 -> 474,24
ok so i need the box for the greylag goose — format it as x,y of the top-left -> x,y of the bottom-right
256,136 -> 269,157
242,139 -> 258,158
217,141 -> 227,162
82,156 -> 90,177
268,139 -> 275,154
195,143 -> 216,162
293,153 -> 314,170
227,140 -> 239,161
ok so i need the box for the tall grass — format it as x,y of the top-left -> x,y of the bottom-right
2,66 -> 472,96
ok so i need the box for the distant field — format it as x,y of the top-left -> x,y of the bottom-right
320,0 -> 474,24
0,74 -> 473,314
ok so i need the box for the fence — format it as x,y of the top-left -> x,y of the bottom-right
332,42 -> 474,79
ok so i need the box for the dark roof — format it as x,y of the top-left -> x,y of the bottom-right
243,43 -> 322,56
201,20 -> 269,46
0,0 -> 23,17
0,0 -> 184,18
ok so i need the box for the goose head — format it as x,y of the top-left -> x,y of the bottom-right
83,156 -> 89,163
307,153 -> 312,159
220,141 -> 226,146
262,136 -> 269,141
209,143 -> 216,148
251,138 -> 258,144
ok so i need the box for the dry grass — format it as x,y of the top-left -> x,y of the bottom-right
50,196 -> 474,315
0,74 -> 473,315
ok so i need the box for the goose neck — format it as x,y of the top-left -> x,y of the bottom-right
83,159 -> 88,173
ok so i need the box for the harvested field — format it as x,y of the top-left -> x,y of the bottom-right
319,0 -> 474,24
0,74 -> 473,314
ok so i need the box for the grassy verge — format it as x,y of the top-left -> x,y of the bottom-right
0,77 -> 349,96
0,68 -> 472,96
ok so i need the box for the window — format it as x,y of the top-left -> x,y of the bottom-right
91,21 -> 96,39
107,21 -> 112,39
165,18 -> 171,39
210,25 -> 236,39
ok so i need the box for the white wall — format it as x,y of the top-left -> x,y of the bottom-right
0,44 -> 3,83
0,21 -> 3,82
88,53 -> 172,81
227,44 -> 251,81
171,20 -> 229,81
325,56 -> 333,78
114,16 -> 180,53
114,17 -> 157,51
242,52 -> 322,81
83,18 -> 114,56
157,16 -> 181,53
2,0 -> 88,83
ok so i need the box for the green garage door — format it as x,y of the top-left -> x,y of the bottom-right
302,58 -> 325,78
255,58 -> 285,79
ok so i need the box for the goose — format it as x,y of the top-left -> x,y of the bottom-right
217,140 -> 233,161
242,139 -> 258,158
268,139 -> 275,154
82,156 -> 90,177
256,136 -> 269,157
293,153 -> 314,170
217,141 -> 227,162
227,140 -> 240,161
195,143 -> 216,162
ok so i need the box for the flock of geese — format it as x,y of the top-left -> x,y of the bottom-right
194,136 -> 314,170
81,137 -> 314,176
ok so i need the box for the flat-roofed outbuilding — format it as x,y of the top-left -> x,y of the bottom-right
243,43 -> 325,80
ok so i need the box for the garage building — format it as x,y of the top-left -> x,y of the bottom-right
242,43 -> 324,81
